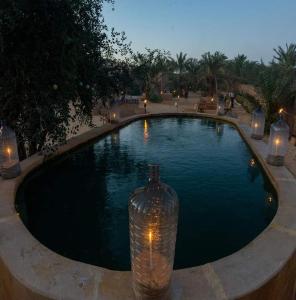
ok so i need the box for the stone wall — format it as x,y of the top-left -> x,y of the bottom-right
239,250 -> 296,300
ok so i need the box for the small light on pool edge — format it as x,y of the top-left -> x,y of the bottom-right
249,158 -> 256,167
267,195 -> 273,204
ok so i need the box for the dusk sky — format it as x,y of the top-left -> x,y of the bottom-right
103,0 -> 296,62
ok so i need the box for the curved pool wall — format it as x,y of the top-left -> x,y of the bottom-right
15,117 -> 277,271
0,112 -> 296,300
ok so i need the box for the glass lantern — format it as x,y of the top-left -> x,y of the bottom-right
267,116 -> 290,166
217,96 -> 225,116
110,111 -> 119,123
251,106 -> 265,140
0,123 -> 21,179
129,165 -> 179,299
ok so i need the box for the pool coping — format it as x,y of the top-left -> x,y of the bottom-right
0,112 -> 296,300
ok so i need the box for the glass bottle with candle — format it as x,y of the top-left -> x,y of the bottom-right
267,116 -> 289,166
0,122 -> 21,179
217,95 -> 225,116
251,106 -> 265,140
129,165 -> 179,299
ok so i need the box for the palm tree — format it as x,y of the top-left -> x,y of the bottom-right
185,58 -> 200,91
233,54 -> 248,78
224,54 -> 254,90
259,61 -> 296,128
175,52 -> 188,75
171,52 -> 188,96
274,43 -> 296,69
153,55 -> 172,92
199,51 -> 227,96
132,49 -> 170,99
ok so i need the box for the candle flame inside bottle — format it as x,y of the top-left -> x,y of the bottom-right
6,147 -> 12,161
149,230 -> 153,244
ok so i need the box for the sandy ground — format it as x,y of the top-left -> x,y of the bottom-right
70,97 -> 296,178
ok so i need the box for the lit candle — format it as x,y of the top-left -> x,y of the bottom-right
175,101 -> 178,112
149,230 -> 153,270
6,147 -> 12,162
274,138 -> 281,156
113,113 -> 116,119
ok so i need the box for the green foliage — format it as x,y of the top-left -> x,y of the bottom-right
0,0 -> 130,158
184,58 -> 200,91
199,51 -> 228,95
174,52 -> 188,93
236,94 -> 257,113
171,52 -> 188,75
274,43 -> 296,68
149,93 -> 162,103
257,44 -> 296,126
131,48 -> 170,99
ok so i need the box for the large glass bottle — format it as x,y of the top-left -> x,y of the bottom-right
267,116 -> 289,166
217,96 -> 225,116
0,122 -> 21,179
129,165 -> 179,299
251,106 -> 265,140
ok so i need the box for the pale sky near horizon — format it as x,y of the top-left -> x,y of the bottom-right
103,0 -> 296,63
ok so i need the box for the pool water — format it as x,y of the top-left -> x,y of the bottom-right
16,117 -> 277,270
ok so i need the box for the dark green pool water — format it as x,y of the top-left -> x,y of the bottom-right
16,117 -> 277,270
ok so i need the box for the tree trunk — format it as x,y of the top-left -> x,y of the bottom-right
28,141 -> 38,157
215,76 -> 218,95
18,140 -> 27,161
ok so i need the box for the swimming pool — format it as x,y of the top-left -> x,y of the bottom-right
16,117 -> 277,271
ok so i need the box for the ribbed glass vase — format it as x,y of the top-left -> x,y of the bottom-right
251,106 -> 265,140
217,96 -> 225,116
267,116 -> 289,166
129,165 -> 179,299
0,122 -> 21,179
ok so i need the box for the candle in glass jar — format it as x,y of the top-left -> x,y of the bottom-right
6,147 -> 12,162
274,138 -> 281,156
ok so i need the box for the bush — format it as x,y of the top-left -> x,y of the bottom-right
236,94 -> 256,113
149,93 -> 162,103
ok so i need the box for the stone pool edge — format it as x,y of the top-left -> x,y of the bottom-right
0,112 -> 295,300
